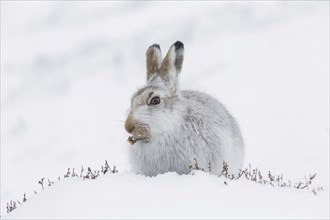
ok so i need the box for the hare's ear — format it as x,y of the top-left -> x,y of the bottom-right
146,44 -> 162,82
159,41 -> 184,90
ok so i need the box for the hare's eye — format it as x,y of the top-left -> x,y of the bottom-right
149,96 -> 160,105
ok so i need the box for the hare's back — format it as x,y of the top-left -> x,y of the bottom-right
181,90 -> 231,120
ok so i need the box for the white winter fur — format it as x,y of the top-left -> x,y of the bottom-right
126,42 -> 244,177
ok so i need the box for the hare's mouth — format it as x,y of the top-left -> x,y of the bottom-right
127,136 -> 148,145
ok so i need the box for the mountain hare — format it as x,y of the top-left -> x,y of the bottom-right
125,41 -> 244,177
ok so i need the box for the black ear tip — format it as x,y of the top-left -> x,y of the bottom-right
173,41 -> 184,51
150,44 -> 161,50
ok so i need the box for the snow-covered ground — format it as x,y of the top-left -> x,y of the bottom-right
1,1 -> 329,219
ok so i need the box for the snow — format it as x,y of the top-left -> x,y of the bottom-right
3,171 -> 329,219
1,1 -> 329,219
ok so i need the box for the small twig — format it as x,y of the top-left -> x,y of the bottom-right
208,161 -> 212,173
80,166 -> 84,177
48,179 -> 54,187
38,178 -> 45,190
193,158 -> 200,170
64,168 -> 71,178
112,166 -> 118,173
221,161 -> 229,178
23,193 -> 27,202
72,168 -> 78,177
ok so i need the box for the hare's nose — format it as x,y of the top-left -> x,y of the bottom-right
125,115 -> 135,133
126,123 -> 134,133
